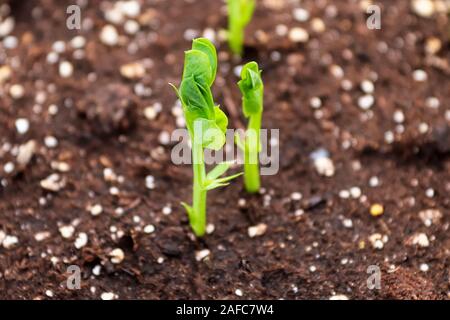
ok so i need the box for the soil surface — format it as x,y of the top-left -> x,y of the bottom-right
0,0 -> 449,299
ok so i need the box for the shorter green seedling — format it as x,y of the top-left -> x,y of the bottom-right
236,61 -> 264,193
171,38 -> 242,237
227,0 -> 256,56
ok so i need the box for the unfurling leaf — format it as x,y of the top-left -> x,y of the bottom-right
238,61 -> 263,117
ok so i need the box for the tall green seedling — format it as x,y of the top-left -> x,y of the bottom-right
171,38 -> 241,236
227,0 -> 255,56
236,62 -> 264,193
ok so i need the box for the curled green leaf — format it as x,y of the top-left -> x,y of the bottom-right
238,61 -> 263,117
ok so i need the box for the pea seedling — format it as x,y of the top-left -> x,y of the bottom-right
227,0 -> 256,56
171,38 -> 242,236
235,62 -> 264,193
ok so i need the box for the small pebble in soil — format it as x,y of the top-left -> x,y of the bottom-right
143,224 -> 155,234
46,52 -> 59,64
309,265 -> 317,273
157,257 -> 164,264
70,36 -> 86,49
349,187 -> 362,199
120,61 -> 146,79
311,18 -> 326,33
34,231 -> 50,242
3,162 -> 14,174
330,64 -> 344,78
313,157 -> 335,177
293,8 -> 309,22
418,122 -> 429,134
411,0 -> 435,18
10,84 -> 25,99
234,289 -> 243,297
270,51 -> 282,62
0,65 -> 12,83
121,0 -> 141,17
393,110 -> 405,124
0,17 -> 15,37
384,131 -> 394,144
101,292 -> 117,300
124,20 -> 139,35
3,35 -> 18,49
88,204 -> 103,216
103,168 -> 117,182
144,103 -> 162,120
115,207 -> 124,216
92,265 -> 101,276
183,28 -> 199,41
51,161 -> 70,172
342,218 -> 353,228
52,41 -> 66,53
370,203 -> 384,217
425,37 -> 441,55
202,28 -> 216,43
418,209 -> 442,226
425,188 -> 434,198
162,205 -> 172,215
290,192 -> 302,201
412,69 -> 427,82
206,223 -> 215,234
109,248 -> 125,264
419,263 -> 429,272
309,97 -> 322,109
341,79 -> 353,91
425,96 -> 440,109
59,61 -> 73,78
48,104 -> 59,116
15,118 -> 30,134
358,94 -> 374,110
368,233 -> 388,250
275,24 -> 288,37
2,235 -> 19,249
40,173 -> 66,192
339,190 -> 350,199
360,80 -> 374,94
100,25 -> 119,46
233,65 -> 243,78
410,233 -> 430,248
248,223 -> 267,238
145,175 -> 155,189
59,225 -> 75,239
288,27 -> 309,43
109,186 -> 120,195
238,198 -> 246,208
158,131 -> 171,145
45,290 -> 54,298
195,249 -> 210,262
74,232 -> 88,249
329,294 -> 349,300
44,135 -> 58,148
369,176 -> 380,187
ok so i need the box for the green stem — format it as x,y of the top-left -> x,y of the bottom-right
244,113 -> 261,193
192,141 -> 207,236
228,25 -> 243,56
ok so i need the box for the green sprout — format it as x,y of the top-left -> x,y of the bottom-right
171,38 -> 242,237
236,61 -> 264,193
227,0 -> 256,56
